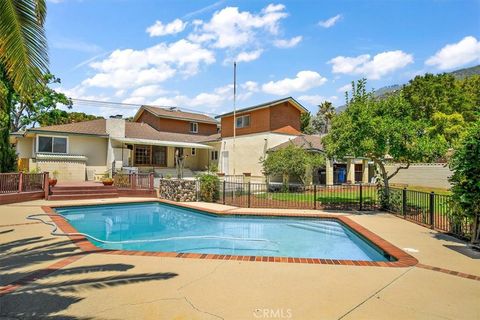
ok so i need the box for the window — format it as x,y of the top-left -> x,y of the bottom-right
191,148 -> 196,156
190,122 -> 198,133
37,136 -> 67,154
236,115 -> 250,128
211,150 -> 218,161
134,145 -> 151,165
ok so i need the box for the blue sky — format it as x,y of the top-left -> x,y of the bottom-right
46,0 -> 480,117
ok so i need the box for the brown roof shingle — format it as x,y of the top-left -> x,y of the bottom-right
140,106 -> 218,124
27,119 -> 107,136
125,122 -> 210,143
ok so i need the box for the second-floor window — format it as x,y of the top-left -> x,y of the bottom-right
236,115 -> 250,128
37,136 -> 68,154
190,122 -> 198,133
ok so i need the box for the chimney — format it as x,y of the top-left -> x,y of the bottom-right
105,118 -> 126,138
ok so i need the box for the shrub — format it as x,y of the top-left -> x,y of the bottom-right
449,121 -> 480,243
198,173 -> 220,202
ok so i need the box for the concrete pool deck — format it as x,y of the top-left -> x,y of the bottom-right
1,198 -> 479,319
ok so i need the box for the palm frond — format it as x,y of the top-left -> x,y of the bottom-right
0,0 -> 48,96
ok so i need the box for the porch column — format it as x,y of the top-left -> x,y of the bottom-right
347,158 -> 355,183
362,159 -> 369,184
326,158 -> 334,185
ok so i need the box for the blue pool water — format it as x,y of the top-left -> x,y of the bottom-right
55,202 -> 391,261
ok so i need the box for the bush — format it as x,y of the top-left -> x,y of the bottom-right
198,173 -> 220,202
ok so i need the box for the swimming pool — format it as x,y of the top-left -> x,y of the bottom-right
55,202 -> 393,262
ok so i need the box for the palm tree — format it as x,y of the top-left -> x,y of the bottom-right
0,0 -> 48,171
318,101 -> 335,134
1,0 -> 48,95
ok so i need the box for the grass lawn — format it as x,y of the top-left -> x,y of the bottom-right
391,184 -> 451,195
254,189 -> 377,203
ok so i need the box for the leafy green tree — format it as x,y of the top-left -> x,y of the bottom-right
37,111 -> 103,127
10,74 -> 72,131
323,79 -> 446,190
402,73 -> 479,123
449,121 -> 480,244
262,145 -> 324,188
300,112 -> 314,134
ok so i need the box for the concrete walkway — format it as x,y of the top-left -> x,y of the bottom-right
1,198 -> 479,319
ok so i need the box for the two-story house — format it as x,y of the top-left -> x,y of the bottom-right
215,97 -> 306,178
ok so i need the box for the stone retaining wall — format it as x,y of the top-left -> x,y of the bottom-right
158,179 -> 197,202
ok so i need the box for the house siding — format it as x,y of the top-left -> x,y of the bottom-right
137,110 -> 217,135
220,102 -> 302,138
270,101 -> 302,132
221,107 -> 271,138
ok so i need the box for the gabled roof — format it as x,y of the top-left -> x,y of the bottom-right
215,97 -> 308,119
134,105 -> 218,124
268,135 -> 324,152
24,119 -> 108,136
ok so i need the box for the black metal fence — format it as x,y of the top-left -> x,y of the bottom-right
210,181 -> 473,241
218,182 -> 379,211
383,188 -> 473,240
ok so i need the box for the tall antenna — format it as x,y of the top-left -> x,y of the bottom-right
232,61 -> 237,176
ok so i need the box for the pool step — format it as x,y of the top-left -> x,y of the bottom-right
287,223 -> 348,238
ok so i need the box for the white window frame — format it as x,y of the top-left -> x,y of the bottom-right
191,148 -> 196,156
36,135 -> 69,154
190,122 -> 198,133
211,150 -> 218,161
236,115 -> 250,128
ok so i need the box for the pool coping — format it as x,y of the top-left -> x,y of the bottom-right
41,199 -> 418,268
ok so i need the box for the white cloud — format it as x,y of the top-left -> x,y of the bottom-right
337,84 -> 351,93
241,81 -> 259,92
425,36 -> 480,70
262,71 -> 327,95
188,4 -> 288,49
235,49 -> 263,62
273,36 -> 302,48
329,50 -> 414,80
298,95 -> 338,106
318,14 -> 342,28
146,19 -> 187,37
82,39 -> 215,89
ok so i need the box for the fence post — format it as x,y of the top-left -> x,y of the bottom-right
429,192 -> 435,229
132,173 -> 137,190
313,184 -> 317,210
247,182 -> 251,208
222,180 -> 226,205
149,172 -> 154,190
402,188 -> 407,218
359,183 -> 363,211
18,172 -> 23,193
44,172 -> 49,199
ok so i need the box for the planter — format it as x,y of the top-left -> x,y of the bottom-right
216,173 -> 225,177
102,180 -> 114,186
243,172 -> 251,177
48,179 -> 57,187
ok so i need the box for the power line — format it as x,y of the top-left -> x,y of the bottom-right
70,98 -> 220,117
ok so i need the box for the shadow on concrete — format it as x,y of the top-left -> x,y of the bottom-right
0,228 -> 14,235
0,235 -> 179,319
443,245 -> 480,259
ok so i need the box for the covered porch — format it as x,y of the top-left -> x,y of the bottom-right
109,137 -> 214,174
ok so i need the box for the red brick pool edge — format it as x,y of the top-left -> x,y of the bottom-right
40,200 -> 419,268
